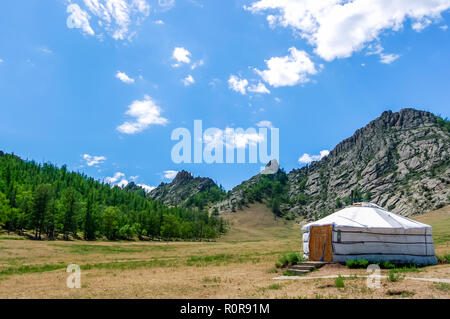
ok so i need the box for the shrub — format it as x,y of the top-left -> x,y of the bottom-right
276,252 -> 304,268
437,254 -> 450,264
287,252 -> 303,264
118,224 -> 137,240
278,255 -> 289,267
334,275 -> 345,288
391,265 -> 419,273
345,259 -> 369,269
381,261 -> 395,269
388,269 -> 402,282
345,259 -> 421,270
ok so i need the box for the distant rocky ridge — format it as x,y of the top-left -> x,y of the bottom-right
209,108 -> 450,218
147,170 -> 218,206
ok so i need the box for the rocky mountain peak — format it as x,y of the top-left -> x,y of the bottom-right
330,108 -> 437,158
148,170 -> 219,207
172,170 -> 194,185
287,108 -> 449,219
261,159 -> 279,175
210,108 -> 449,219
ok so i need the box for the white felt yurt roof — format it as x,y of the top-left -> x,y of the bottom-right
302,202 -> 432,233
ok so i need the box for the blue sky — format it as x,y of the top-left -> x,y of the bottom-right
0,0 -> 449,191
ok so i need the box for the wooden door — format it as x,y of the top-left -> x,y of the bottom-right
309,225 -> 332,262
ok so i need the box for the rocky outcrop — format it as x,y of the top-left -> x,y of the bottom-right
211,108 -> 450,219
287,108 -> 450,218
148,170 -> 217,206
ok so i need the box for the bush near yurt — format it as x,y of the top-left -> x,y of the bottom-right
345,259 -> 421,270
276,252 -> 304,268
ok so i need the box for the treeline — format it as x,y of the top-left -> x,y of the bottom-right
185,185 -> 227,211
231,170 -> 289,216
0,152 -> 227,240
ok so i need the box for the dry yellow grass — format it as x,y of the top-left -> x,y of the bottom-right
412,204 -> 450,255
0,203 -> 449,299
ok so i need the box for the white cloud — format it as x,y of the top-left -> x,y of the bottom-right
39,47 -> 53,54
154,19 -> 164,25
366,43 -> 400,64
137,183 -> 156,192
439,25 -> 448,30
267,14 -> 277,28
182,74 -> 195,86
117,95 -> 168,134
105,172 -> 153,190
133,0 -> 151,16
172,47 -> 191,66
228,75 -> 248,94
256,120 -> 274,129
247,82 -> 270,94
66,3 -> 95,36
171,48 -> 202,70
379,53 -> 400,64
105,172 -> 125,183
0,58 -> 3,64
191,59 -> 204,70
203,127 -> 264,150
255,47 -> 317,87
208,78 -> 221,88
66,0 -> 150,40
412,18 -> 432,32
116,71 -> 135,83
366,43 -> 383,56
83,154 -> 107,166
163,170 -> 178,179
298,150 -> 330,164
246,0 -> 450,61
117,179 -> 129,187
230,129 -> 264,148
158,0 -> 175,9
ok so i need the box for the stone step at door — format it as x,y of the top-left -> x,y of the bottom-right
286,261 -> 328,275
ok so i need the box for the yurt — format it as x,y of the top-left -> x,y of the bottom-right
302,203 -> 437,265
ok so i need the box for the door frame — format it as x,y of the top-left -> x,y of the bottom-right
309,225 -> 333,262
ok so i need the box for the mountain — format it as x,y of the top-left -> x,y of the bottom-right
148,170 -> 225,208
210,108 -> 450,219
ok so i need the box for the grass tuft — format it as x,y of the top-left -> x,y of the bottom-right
268,283 -> 282,290
388,269 -> 403,282
276,252 -> 304,268
433,283 -> 450,291
334,275 -> 345,288
437,254 -> 450,264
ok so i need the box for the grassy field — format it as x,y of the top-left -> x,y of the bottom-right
0,203 -> 449,299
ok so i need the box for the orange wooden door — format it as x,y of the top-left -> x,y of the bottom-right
309,225 -> 332,262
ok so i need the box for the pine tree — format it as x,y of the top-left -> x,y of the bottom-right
84,192 -> 97,240
32,184 -> 53,240
60,187 -> 81,240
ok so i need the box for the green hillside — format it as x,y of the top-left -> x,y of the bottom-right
0,152 -> 226,241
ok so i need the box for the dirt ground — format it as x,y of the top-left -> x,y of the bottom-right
0,204 -> 449,299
